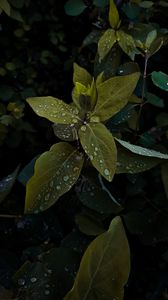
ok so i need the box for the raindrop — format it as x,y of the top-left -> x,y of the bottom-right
90,155 -> 93,160
18,278 -> 26,286
30,277 -> 37,283
104,169 -> 110,176
47,269 -> 52,274
45,193 -> 50,201
63,175 -> 69,182
45,290 -> 50,295
80,125 -> 87,132
56,185 -> 61,190
49,181 -> 54,188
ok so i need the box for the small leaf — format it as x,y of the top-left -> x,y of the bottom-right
0,166 -> 19,204
149,37 -> 164,56
98,29 -> 116,62
63,216 -> 130,300
145,30 -> 157,49
161,162 -> 168,198
64,0 -> 87,16
109,0 -> 120,29
53,123 -> 79,141
151,71 -> 168,91
79,122 -> 117,181
75,211 -> 105,236
146,92 -> 164,108
117,30 -> 136,60
0,0 -> 10,15
116,146 -> 160,174
25,142 -> 84,213
116,138 -> 168,159
82,30 -> 102,47
73,63 -> 92,87
91,72 -> 140,121
27,96 -> 80,124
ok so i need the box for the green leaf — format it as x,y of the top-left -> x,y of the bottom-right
98,29 -> 116,62
117,30 -> 136,60
25,142 -> 84,213
146,92 -> 164,108
161,162 -> 168,198
17,156 -> 39,186
116,138 -> 168,159
27,96 -> 80,124
8,0 -> 25,8
82,30 -> 102,47
53,123 -> 79,141
0,166 -> 19,204
145,30 -> 157,49
63,216 -> 130,300
91,72 -> 140,121
0,0 -> 10,15
139,1 -> 154,8
79,122 -> 117,181
64,0 -> 87,16
73,63 -> 92,87
93,0 -> 108,7
122,3 -> 140,20
149,37 -> 164,56
151,71 -> 168,91
116,146 -> 160,174
75,211 -> 105,236
109,0 -> 120,29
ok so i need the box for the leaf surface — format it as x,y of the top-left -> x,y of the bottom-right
109,0 -> 120,29
98,29 -> 116,62
151,71 -> 168,91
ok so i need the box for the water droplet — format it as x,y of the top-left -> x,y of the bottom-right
30,277 -> 37,283
63,175 -> 69,182
56,185 -> 61,190
45,193 -> 50,201
90,155 -> 93,160
47,269 -> 52,274
104,169 -> 110,176
45,290 -> 50,295
95,147 -> 98,151
99,160 -> 103,164
18,278 -> 25,286
73,167 -> 79,172
49,181 -> 54,188
80,125 -> 86,132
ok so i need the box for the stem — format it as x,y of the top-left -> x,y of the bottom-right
0,214 -> 22,219
136,53 -> 149,132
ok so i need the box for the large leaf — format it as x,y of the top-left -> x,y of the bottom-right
0,166 -> 19,204
151,71 -> 168,91
116,139 -> 168,159
116,146 -> 160,174
109,0 -> 120,29
64,0 -> 87,16
91,72 -> 140,121
79,122 -> 117,181
0,0 -> 10,15
27,97 -> 80,124
98,29 -> 116,62
63,216 -> 130,300
25,142 -> 84,213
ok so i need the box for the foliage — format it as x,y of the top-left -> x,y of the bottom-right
0,0 -> 168,299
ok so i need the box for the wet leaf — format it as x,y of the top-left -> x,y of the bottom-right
0,0 -> 10,15
73,63 -> 92,87
151,71 -> 168,91
116,146 -> 160,174
0,166 -> 19,204
64,0 -> 87,16
25,142 -> 84,213
27,97 -> 79,124
79,122 -> 117,181
53,123 -> 80,141
91,72 -> 140,121
117,30 -> 136,60
149,36 -> 164,56
146,92 -> 164,108
63,216 -> 130,300
116,139 -> 168,159
117,62 -> 140,76
161,162 -> 168,198
98,29 -> 116,62
109,0 -> 120,29
145,30 -> 157,49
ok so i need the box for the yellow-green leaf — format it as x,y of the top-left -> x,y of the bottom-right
79,122 -> 117,181
109,0 -> 120,29
98,29 -> 116,62
27,96 -> 79,124
91,72 -> 140,121
161,162 -> 168,198
52,123 -> 80,141
73,63 -> 92,87
0,0 -> 10,15
117,30 -> 136,60
25,142 -> 84,213
63,216 -> 130,300
72,79 -> 97,111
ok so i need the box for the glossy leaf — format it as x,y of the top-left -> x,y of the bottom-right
25,142 -> 84,213
63,216 -> 130,300
0,0 -> 10,15
73,63 -> 92,87
27,96 -> 80,124
109,0 -> 120,29
151,71 -> 168,91
146,92 -> 164,108
79,122 -> 117,181
0,166 -> 19,204
53,123 -> 80,141
91,72 -> 140,121
98,29 -> 116,62
117,30 -> 136,60
64,0 -> 87,16
145,30 -> 157,49
116,139 -> 168,159
161,162 -> 168,198
116,146 -> 160,174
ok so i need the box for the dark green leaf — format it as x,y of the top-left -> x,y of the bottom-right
151,71 -> 168,91
0,166 -> 19,204
64,0 -> 87,16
